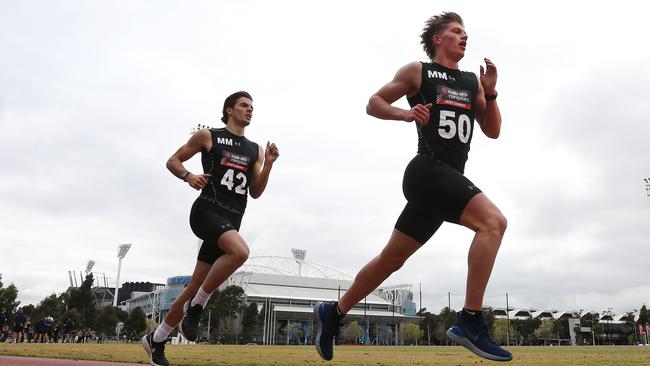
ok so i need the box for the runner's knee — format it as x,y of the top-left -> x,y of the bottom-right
482,211 -> 507,238
230,245 -> 249,266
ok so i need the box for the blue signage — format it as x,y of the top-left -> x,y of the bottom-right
166,276 -> 191,287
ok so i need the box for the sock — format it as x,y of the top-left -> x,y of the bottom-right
333,302 -> 346,320
191,287 -> 212,308
153,321 -> 174,343
462,308 -> 482,323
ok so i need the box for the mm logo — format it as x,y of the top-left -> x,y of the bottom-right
428,70 -> 448,80
217,137 -> 233,146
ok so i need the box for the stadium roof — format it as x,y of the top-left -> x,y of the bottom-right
233,272 -> 390,305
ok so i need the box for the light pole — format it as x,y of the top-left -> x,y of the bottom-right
85,260 -> 95,276
113,244 -> 132,307
506,293 -> 511,346
291,248 -> 306,277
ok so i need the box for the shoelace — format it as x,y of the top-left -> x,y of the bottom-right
334,321 -> 342,337
324,316 -> 342,337
188,304 -> 202,317
472,322 -> 499,344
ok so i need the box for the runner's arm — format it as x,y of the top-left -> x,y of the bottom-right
366,61 -> 432,125
166,129 -> 212,190
249,142 -> 279,199
474,58 -> 501,138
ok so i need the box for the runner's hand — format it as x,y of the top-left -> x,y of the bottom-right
186,173 -> 211,190
480,58 -> 498,95
404,103 -> 432,125
265,142 -> 279,164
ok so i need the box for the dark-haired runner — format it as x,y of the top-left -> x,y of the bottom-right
142,91 -> 279,366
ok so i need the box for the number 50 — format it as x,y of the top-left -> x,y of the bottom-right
438,110 -> 471,143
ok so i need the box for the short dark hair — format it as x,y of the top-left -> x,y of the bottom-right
221,91 -> 252,124
420,12 -> 464,61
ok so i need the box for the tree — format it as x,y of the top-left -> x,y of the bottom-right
60,309 -> 81,333
534,319 -> 555,345
434,307 -> 457,345
66,274 -> 96,328
145,318 -> 158,334
554,318 -> 569,341
95,306 -> 119,336
204,285 -> 244,338
342,321 -> 363,344
0,277 -> 20,320
116,307 -> 129,323
21,304 -> 35,318
417,308 -> 438,345
492,318 -> 519,345
638,304 -> 649,325
32,294 -> 66,323
241,301 -> 259,342
123,307 -> 147,338
402,323 -> 423,345
513,318 -> 541,345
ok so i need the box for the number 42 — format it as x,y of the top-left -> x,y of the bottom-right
220,169 -> 247,195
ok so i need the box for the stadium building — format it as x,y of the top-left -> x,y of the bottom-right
122,250 -> 420,345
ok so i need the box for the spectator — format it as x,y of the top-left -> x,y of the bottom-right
0,308 -> 10,343
35,316 -> 47,343
63,318 -> 74,343
12,309 -> 27,343
25,318 -> 34,343
52,321 -> 61,343
76,329 -> 84,343
46,316 -> 54,343
85,328 -> 94,343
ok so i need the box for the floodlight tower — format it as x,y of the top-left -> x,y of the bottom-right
112,244 -> 132,307
291,248 -> 306,276
191,123 -> 212,134
85,260 -> 96,275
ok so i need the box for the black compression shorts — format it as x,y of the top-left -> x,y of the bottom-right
190,197 -> 243,265
395,154 -> 482,244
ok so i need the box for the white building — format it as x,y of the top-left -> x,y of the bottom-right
124,253 -> 420,345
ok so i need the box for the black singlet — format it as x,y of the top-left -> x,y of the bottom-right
198,128 -> 259,215
406,62 -> 479,173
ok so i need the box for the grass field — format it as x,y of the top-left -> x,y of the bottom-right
1,343 -> 649,366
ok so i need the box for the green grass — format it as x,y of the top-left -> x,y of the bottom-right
1,343 -> 649,365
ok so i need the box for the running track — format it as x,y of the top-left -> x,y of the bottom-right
0,356 -> 143,366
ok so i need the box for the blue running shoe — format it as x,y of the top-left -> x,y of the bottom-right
446,311 -> 512,362
314,302 -> 342,361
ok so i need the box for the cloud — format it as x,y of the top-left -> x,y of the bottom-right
1,1 -> 649,318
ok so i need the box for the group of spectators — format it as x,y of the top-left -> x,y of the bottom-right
0,308 -> 96,344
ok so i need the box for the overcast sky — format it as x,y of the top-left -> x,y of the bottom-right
1,1 -> 649,317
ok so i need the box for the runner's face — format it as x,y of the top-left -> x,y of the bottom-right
229,97 -> 254,125
437,22 -> 467,61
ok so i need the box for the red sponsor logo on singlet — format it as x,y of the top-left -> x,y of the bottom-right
221,151 -> 250,171
436,86 -> 472,110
